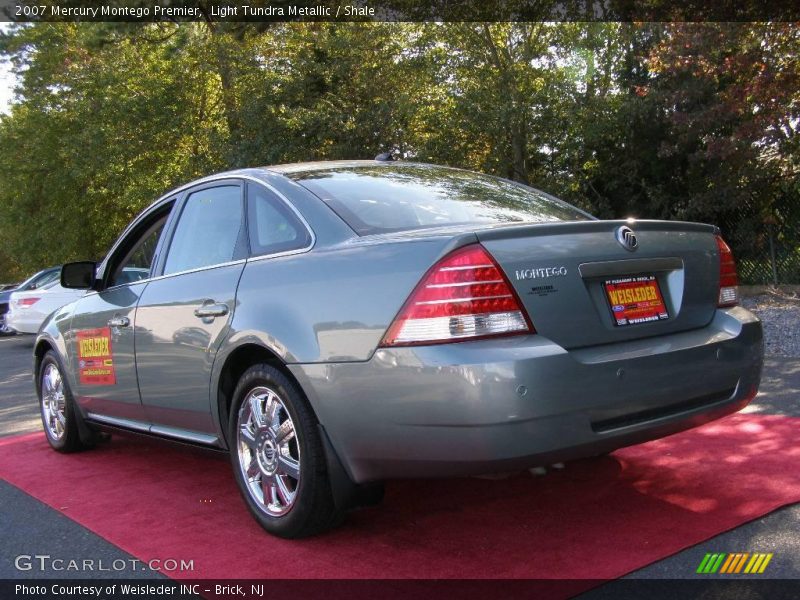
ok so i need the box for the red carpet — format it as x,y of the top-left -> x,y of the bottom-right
0,413 -> 798,581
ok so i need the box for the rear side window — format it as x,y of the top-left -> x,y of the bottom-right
246,183 -> 311,257
163,185 -> 243,275
293,165 -> 591,235
25,269 -> 59,290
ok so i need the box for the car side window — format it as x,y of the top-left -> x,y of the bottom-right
108,214 -> 168,288
27,270 -> 59,290
247,183 -> 311,257
163,185 -> 243,276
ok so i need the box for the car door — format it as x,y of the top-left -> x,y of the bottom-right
67,202 -> 174,426
134,180 -> 247,440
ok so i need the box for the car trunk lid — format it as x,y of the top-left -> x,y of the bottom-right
476,220 -> 720,349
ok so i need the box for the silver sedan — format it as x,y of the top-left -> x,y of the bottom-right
35,161 -> 763,537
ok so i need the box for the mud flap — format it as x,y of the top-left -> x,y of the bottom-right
318,424 -> 384,511
73,400 -> 109,446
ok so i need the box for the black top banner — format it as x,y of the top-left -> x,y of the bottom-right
1,0 -> 799,23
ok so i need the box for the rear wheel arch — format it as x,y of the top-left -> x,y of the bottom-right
215,343 -> 312,448
215,341 -> 382,519
34,339 -> 55,394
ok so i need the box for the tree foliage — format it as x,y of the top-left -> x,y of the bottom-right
0,22 -> 797,281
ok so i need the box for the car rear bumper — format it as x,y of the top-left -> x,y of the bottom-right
290,306 -> 763,483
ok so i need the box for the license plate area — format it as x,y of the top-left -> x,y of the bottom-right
604,275 -> 669,327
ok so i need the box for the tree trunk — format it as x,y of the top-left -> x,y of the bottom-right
199,19 -> 242,166
481,24 -> 530,184
510,120 -> 529,184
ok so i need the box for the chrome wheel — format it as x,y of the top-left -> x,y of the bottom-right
237,386 -> 300,517
41,363 -> 66,441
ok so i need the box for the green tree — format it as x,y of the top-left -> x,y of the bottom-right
0,23 -> 226,275
0,21 -> 797,283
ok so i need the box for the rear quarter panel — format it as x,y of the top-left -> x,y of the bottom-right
224,235 -> 472,364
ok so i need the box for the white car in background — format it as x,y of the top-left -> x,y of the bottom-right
7,266 -> 150,334
0,266 -> 61,335
7,278 -> 86,334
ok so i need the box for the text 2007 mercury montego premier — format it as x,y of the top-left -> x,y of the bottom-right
34,160 -> 763,538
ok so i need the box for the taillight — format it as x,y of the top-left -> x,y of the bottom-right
381,244 -> 534,346
18,298 -> 40,308
716,235 -> 739,307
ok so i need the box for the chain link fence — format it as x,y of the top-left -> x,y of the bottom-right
715,194 -> 800,286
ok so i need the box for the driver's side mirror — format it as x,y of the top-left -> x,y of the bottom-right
61,262 -> 97,290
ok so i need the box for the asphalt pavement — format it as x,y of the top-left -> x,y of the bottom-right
0,334 -> 40,437
0,332 -> 797,587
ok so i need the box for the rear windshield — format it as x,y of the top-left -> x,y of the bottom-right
292,165 -> 592,235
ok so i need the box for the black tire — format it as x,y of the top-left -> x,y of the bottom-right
38,350 -> 89,453
228,364 -> 341,538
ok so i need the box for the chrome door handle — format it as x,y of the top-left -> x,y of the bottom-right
194,303 -> 229,319
108,316 -> 130,328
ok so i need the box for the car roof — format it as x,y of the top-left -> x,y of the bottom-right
124,159 -> 533,246
264,160 -> 426,176
155,161 -> 442,205
145,161 -> 395,206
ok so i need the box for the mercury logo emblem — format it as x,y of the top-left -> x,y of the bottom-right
615,226 -> 638,251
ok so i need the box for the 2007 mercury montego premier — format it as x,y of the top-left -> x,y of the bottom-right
35,160 -> 763,538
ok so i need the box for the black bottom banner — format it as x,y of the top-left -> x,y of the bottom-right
3,579 -> 800,600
